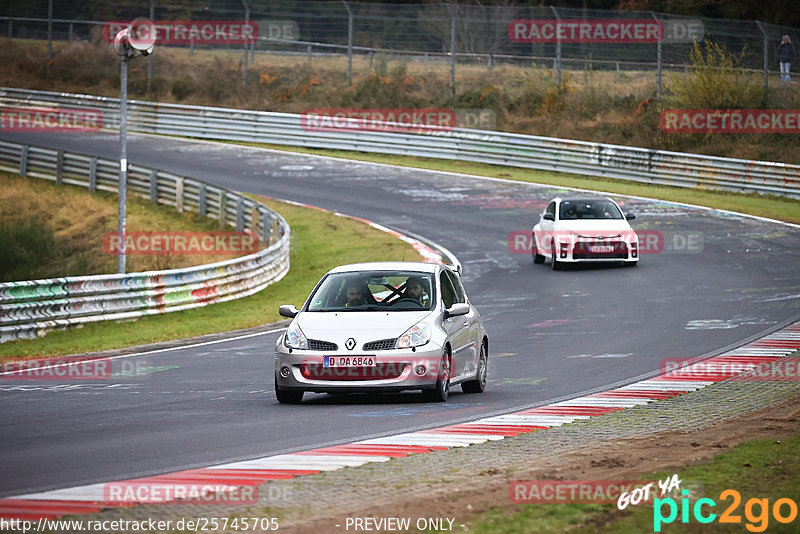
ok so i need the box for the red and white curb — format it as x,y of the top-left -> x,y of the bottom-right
1,322 -> 798,520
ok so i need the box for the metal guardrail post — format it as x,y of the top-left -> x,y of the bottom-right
89,157 -> 97,192
343,1 -> 353,86
218,190 -> 227,228
446,4 -> 456,95
55,150 -> 63,185
236,198 -> 244,231
176,177 -> 184,212
20,145 -> 28,177
199,183 -> 207,216
550,6 -> 562,89
149,170 -> 157,202
755,21 -> 769,107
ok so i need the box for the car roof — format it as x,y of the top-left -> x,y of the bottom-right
326,261 -> 441,275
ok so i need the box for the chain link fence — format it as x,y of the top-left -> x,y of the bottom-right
1,0 -> 799,107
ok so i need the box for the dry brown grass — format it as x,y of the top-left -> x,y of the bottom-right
0,172 -> 250,281
2,38 -> 799,163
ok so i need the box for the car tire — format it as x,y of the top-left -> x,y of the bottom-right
551,246 -> 564,271
532,236 -> 545,264
424,348 -> 450,402
462,342 -> 487,394
275,374 -> 303,404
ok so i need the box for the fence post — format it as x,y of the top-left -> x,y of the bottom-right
68,23 -> 73,42
307,44 -> 312,64
147,0 -> 154,92
446,4 -> 456,95
755,21 -> 769,107
8,19 -> 11,40
175,177 -> 184,212
651,12 -> 662,98
241,0 -> 250,88
47,0 -> 53,61
343,1 -> 353,86
218,190 -> 227,228
550,6 -> 562,89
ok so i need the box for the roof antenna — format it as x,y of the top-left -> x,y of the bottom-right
401,230 -> 409,262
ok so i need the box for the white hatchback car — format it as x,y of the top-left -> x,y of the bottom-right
532,197 -> 639,270
274,262 -> 489,404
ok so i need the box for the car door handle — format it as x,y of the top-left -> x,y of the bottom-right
463,321 -> 469,328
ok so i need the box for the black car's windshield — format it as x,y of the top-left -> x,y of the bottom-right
307,271 -> 435,312
559,199 -> 623,220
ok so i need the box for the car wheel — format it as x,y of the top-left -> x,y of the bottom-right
551,246 -> 563,271
424,348 -> 450,402
275,374 -> 303,404
532,236 -> 545,264
462,342 -> 487,393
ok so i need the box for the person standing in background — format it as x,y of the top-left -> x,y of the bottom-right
779,35 -> 794,82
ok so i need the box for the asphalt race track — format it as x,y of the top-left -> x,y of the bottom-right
2,130 -> 799,497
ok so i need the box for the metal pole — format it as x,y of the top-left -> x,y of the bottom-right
118,52 -> 129,274
550,6 -> 561,89
68,23 -> 73,42
755,21 -> 768,106
343,1 -> 353,86
446,4 -> 455,95
147,0 -> 154,92
651,12 -> 662,98
241,0 -> 250,88
47,0 -> 53,60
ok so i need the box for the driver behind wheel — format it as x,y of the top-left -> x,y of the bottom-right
404,276 -> 429,306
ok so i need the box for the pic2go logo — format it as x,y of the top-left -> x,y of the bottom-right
653,489 -> 799,532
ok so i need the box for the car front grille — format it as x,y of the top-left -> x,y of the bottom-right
573,240 -> 628,259
308,339 -> 338,351
300,363 -> 406,381
363,338 -> 397,351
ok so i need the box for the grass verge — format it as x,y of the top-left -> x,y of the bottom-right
224,142 -> 800,225
0,194 -> 422,358
468,434 -> 800,533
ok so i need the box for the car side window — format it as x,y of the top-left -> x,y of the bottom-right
545,201 -> 556,218
445,270 -> 466,304
439,272 -> 456,309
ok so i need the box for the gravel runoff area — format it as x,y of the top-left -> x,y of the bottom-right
45,347 -> 800,534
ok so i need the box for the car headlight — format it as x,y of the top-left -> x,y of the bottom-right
395,323 -> 431,349
284,321 -> 308,350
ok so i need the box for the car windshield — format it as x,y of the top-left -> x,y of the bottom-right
559,199 -> 623,220
307,270 -> 435,312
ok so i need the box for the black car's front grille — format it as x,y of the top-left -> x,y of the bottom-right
308,339 -> 338,351
362,338 -> 397,351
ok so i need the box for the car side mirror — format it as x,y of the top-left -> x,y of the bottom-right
279,304 -> 298,318
444,303 -> 470,318
625,213 -> 636,221
543,213 -> 555,221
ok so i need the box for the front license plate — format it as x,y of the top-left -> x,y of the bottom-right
324,356 -> 376,367
590,245 -> 614,253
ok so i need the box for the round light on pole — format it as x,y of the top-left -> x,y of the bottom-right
112,18 -> 155,274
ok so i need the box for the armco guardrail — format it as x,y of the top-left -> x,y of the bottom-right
1,87 -> 798,198
0,139 -> 290,343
